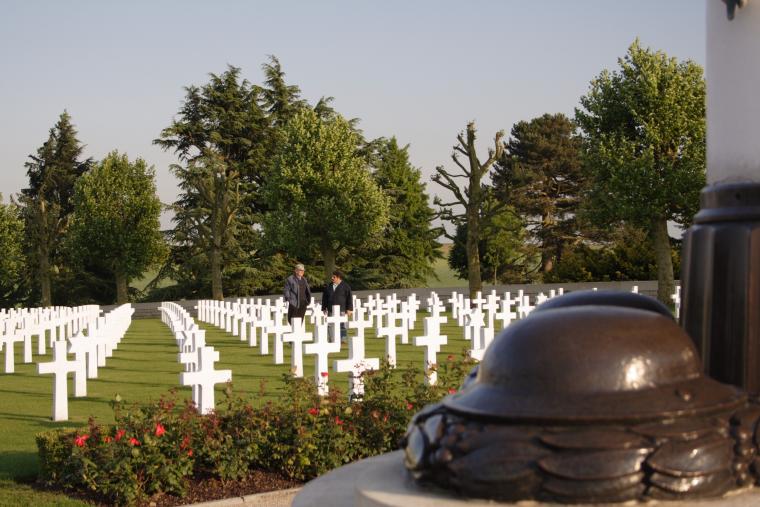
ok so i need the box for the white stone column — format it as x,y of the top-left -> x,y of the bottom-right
707,0 -> 760,183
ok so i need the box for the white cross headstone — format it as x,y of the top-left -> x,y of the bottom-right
68,332 -> 99,379
495,296 -> 516,330
518,295 -> 534,319
0,331 -> 24,373
304,321 -> 341,396
483,290 -> 500,329
466,310 -> 486,360
268,307 -> 289,364
179,346 -> 232,415
37,340 -> 86,421
414,315 -> 449,385
282,318 -> 313,378
335,307 -> 379,398
325,305 -> 348,344
258,305 -> 273,355
377,316 -> 405,368
672,286 -> 681,319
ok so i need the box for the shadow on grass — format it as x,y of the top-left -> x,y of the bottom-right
0,450 -> 38,482
0,412 -> 73,430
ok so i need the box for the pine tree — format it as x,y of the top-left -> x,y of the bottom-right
493,113 -> 584,276
19,111 -> 90,306
155,66 -> 268,299
354,138 -> 440,288
259,55 -> 307,127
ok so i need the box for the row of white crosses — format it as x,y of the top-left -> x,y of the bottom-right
1,305 -> 101,374
159,302 -> 232,415
193,284 -> 685,396
35,304 -> 134,421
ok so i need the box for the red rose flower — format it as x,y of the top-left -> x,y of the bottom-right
154,423 -> 166,437
103,436 -> 113,443
187,449 -> 193,457
447,355 -> 454,361
406,402 -> 413,410
334,416 -> 344,426
320,371 -> 329,378
308,407 -> 319,416
448,388 -> 457,395
115,429 -> 126,442
74,434 -> 89,447
129,437 -> 140,446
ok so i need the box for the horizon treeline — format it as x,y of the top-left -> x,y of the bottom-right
0,41 -> 705,307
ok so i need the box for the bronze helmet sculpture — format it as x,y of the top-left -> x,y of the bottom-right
403,291 -> 760,503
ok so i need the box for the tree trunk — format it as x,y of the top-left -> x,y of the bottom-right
210,245 -> 223,300
652,217 -> 675,306
39,249 -> 52,307
466,207 -> 482,299
541,252 -> 554,274
115,271 -> 129,305
37,200 -> 52,307
322,242 -> 336,284
541,212 -> 554,274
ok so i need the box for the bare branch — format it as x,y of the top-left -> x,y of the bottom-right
451,154 -> 469,175
432,169 -> 466,204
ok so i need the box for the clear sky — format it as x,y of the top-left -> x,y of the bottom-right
0,0 -> 705,227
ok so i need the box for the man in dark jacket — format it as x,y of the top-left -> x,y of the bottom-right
284,263 -> 311,324
323,269 -> 353,339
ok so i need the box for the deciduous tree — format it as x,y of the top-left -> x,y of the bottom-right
0,196 -> 28,307
68,151 -> 166,304
575,40 -> 705,303
262,109 -> 389,282
433,122 -> 504,298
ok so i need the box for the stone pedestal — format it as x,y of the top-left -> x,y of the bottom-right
292,451 -> 760,507
681,183 -> 760,393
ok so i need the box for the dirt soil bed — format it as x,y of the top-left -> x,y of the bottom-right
38,469 -> 302,506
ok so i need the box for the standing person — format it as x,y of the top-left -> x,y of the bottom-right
323,269 -> 353,340
284,263 -> 311,324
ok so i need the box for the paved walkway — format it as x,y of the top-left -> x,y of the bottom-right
182,487 -> 301,507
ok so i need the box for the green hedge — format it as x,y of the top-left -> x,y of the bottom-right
36,355 -> 474,505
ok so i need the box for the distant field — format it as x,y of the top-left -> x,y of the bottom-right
426,243 -> 466,288
131,267 -> 175,292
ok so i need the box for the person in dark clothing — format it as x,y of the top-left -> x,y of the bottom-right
284,263 -> 312,324
322,269 -> 353,339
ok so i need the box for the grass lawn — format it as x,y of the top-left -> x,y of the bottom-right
426,243 -> 466,288
0,311 -> 483,505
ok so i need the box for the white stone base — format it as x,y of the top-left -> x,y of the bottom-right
292,450 -> 760,507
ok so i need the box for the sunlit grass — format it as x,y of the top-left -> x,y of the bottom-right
0,310 -> 484,504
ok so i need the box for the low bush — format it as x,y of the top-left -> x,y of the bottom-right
36,353 -> 475,506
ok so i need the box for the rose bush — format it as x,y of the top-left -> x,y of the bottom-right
36,353 -> 475,505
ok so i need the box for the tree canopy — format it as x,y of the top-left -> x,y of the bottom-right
262,108 -> 390,282
351,138 -> 441,289
0,196 -> 28,307
68,151 -> 166,304
575,39 -> 705,303
493,113 -> 584,276
19,111 -> 90,306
